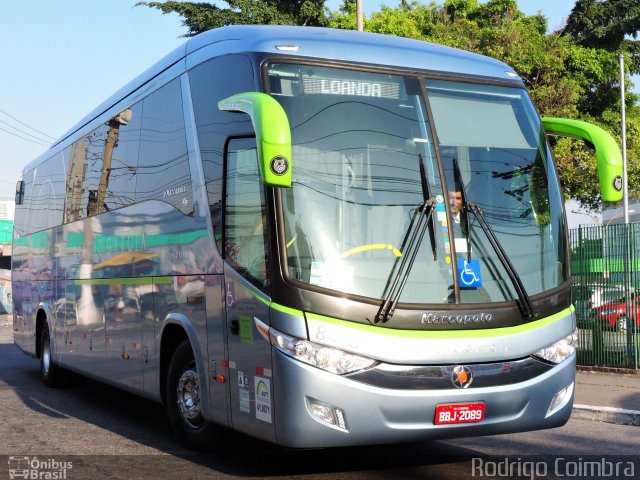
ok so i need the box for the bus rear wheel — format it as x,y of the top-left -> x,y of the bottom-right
40,323 -> 62,387
165,340 -> 219,450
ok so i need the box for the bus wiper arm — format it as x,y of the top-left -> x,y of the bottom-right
374,154 -> 437,324
452,158 -> 472,263
466,202 -> 536,320
419,154 -> 438,262
374,197 -> 436,324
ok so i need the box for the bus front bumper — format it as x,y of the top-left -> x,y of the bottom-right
271,350 -> 575,448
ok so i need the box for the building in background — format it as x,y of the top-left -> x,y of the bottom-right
602,200 -> 640,226
0,198 -> 13,313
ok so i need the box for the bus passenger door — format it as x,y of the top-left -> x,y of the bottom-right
223,138 -> 275,443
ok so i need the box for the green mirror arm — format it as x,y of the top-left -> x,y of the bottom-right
542,117 -> 623,203
219,92 -> 292,188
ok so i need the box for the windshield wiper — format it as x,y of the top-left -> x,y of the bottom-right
374,155 -> 436,324
452,159 -> 536,320
420,154 -> 438,262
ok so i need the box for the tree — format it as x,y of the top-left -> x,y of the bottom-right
137,0 -> 328,35
562,0 -> 640,207
563,0 -> 640,62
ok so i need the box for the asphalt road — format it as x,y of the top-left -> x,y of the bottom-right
1,318 -> 639,480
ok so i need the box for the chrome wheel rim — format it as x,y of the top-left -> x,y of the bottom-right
176,366 -> 202,428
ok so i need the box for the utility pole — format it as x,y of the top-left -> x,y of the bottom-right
65,141 -> 87,223
619,54 -> 629,224
357,0 -> 363,32
96,108 -> 131,215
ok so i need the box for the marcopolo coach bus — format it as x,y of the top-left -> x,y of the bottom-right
12,26 -> 623,449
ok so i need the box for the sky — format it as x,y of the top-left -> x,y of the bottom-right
0,1 -> 594,225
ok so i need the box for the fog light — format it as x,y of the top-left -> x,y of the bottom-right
546,382 -> 574,418
308,401 -> 348,431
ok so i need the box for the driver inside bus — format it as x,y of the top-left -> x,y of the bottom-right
448,189 -> 463,225
447,187 -> 490,303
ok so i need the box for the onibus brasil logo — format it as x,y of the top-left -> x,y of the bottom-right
8,456 -> 73,479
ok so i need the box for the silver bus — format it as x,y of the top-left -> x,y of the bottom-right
12,26 -> 622,449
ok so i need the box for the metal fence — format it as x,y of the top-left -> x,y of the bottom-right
570,223 -> 640,369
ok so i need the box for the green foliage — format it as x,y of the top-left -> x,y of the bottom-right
564,0 -> 640,61
366,6 -> 423,39
137,0 -> 327,35
443,0 -> 479,21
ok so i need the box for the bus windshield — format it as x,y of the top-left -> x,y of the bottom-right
268,63 -> 566,305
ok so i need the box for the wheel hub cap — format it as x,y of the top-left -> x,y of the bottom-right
176,368 -> 201,422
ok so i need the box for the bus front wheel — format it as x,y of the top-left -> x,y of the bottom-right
165,340 -> 219,450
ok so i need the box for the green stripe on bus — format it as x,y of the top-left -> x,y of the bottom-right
233,283 -> 308,316
74,276 -> 173,286
270,302 -> 304,317
305,307 -> 574,339
223,282 -> 572,339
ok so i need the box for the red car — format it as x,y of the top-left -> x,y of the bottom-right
594,292 -> 640,333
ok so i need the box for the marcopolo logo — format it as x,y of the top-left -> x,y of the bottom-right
8,456 -> 73,479
613,175 -> 623,192
421,312 -> 493,325
269,156 -> 289,176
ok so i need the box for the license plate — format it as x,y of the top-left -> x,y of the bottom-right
434,402 -> 485,425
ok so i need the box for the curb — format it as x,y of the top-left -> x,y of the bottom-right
572,404 -> 640,427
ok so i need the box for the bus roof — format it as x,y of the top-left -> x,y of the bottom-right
29,26 -> 522,173
187,25 -> 520,80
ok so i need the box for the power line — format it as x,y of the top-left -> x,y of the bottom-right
0,124 -> 50,147
0,108 -> 56,140
0,119 -> 51,145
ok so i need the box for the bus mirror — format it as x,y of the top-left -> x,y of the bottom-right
15,180 -> 25,205
218,92 -> 292,188
542,117 -> 623,203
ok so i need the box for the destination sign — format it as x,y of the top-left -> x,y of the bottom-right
302,75 -> 401,99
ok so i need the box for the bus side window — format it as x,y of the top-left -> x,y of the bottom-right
188,54 -> 256,254
137,78 -> 192,214
224,138 -> 270,291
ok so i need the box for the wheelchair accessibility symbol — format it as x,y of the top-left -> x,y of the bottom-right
457,258 -> 482,288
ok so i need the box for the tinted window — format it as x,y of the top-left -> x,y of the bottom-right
188,55 -> 256,251
65,128 -> 103,221
224,138 -> 269,290
30,152 -> 66,232
136,78 -> 192,214
14,172 -> 33,236
63,105 -> 140,222
103,106 -> 140,212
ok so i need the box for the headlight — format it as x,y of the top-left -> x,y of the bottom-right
533,330 -> 578,364
269,327 -> 378,374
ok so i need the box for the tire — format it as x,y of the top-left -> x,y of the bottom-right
165,340 -> 219,450
40,323 -> 62,387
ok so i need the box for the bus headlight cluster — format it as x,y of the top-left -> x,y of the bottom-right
533,330 -> 578,364
269,327 -> 378,374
